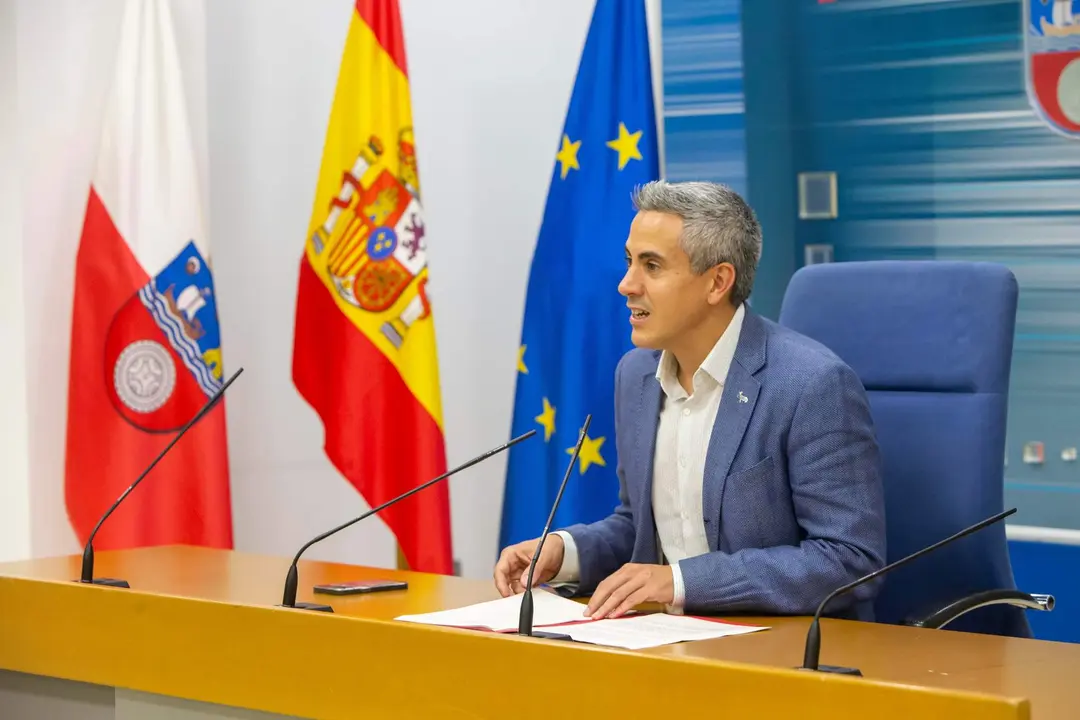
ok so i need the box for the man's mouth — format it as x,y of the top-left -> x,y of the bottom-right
630,309 -> 650,320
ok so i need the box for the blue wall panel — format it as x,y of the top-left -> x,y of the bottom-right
662,0 -> 799,318
660,0 -> 746,195
752,0 -> 1080,531
1009,540 -> 1080,643
741,0 -> 1080,643
663,0 -> 1080,642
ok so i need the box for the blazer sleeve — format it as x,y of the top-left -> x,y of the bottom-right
555,353 -> 639,595
677,360 -> 887,615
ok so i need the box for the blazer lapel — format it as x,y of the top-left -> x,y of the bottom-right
702,311 -> 767,551
636,362 -> 663,562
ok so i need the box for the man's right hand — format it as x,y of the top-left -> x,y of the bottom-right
493,534 -> 565,597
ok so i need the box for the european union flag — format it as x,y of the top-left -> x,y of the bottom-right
499,0 -> 660,548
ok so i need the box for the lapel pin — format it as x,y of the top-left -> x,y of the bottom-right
737,391 -> 748,404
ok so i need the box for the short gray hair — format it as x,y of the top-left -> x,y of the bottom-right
631,180 -> 762,307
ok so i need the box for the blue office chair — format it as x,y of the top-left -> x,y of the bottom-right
778,260 -> 1052,638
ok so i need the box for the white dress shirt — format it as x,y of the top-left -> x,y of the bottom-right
551,304 -> 745,609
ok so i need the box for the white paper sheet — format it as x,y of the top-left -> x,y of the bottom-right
395,592 -> 768,649
395,590 -> 592,632
557,613 -> 768,650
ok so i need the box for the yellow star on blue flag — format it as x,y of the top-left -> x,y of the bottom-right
500,0 -> 660,547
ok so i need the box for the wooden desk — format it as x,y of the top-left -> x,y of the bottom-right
0,546 -> 1074,719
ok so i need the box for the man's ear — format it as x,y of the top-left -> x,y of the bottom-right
706,263 -> 736,306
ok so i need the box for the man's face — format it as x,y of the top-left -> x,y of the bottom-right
618,211 -> 729,350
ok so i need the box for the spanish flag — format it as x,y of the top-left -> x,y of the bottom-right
292,0 -> 452,573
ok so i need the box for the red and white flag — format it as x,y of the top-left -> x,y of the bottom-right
64,0 -> 233,550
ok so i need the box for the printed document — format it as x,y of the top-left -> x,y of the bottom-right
395,591 -> 768,649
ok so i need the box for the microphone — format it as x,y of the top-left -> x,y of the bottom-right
77,367 -> 244,588
280,429 -> 538,612
517,414 -> 591,640
799,506 -> 1017,676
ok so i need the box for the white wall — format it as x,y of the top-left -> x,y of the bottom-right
207,0 -> 603,577
401,0 -> 605,577
0,0 -> 32,563
17,0 -> 121,560
3,0 -> 663,580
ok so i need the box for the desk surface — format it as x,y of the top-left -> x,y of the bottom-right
0,545 -> 1075,719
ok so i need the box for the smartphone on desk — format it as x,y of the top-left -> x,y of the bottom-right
312,580 -> 408,595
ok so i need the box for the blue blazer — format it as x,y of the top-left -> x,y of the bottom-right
559,309 -> 887,620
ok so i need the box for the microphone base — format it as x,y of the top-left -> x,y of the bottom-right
798,665 -> 863,676
277,602 -> 334,613
76,577 -> 130,588
518,629 -> 574,641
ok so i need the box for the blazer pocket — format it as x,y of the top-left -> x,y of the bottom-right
715,455 -> 775,512
728,455 -> 775,483
718,456 -> 781,549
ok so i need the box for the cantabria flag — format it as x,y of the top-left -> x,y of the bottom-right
65,0 -> 233,550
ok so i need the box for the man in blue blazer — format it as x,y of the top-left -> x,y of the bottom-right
494,180 -> 886,621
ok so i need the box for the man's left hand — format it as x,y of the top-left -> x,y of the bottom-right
585,563 -> 674,619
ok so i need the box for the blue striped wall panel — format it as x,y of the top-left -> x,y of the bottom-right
713,0 -> 1079,534
662,0 -> 1080,642
661,0 -> 797,317
755,0 -> 1080,643
782,0 -> 1080,532
660,0 -> 746,195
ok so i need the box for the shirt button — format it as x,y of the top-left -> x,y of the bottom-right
682,407 -> 691,416
679,456 -> 687,468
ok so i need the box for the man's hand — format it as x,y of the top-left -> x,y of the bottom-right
586,563 -> 674,619
493,534 -> 565,597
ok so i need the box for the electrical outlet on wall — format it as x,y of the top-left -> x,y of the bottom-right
798,171 -> 838,219
1023,441 -> 1045,465
804,244 -> 834,265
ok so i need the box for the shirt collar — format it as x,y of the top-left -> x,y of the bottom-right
655,303 -> 746,400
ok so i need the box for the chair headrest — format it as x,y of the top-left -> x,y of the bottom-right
778,261 -> 1018,393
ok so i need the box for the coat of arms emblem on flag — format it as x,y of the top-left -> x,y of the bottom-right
1025,0 -> 1080,138
308,131 -> 430,349
104,241 -> 224,433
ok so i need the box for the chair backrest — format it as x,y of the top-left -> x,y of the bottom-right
778,260 -> 1030,637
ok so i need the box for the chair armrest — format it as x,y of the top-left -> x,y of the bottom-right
907,589 -> 1055,630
